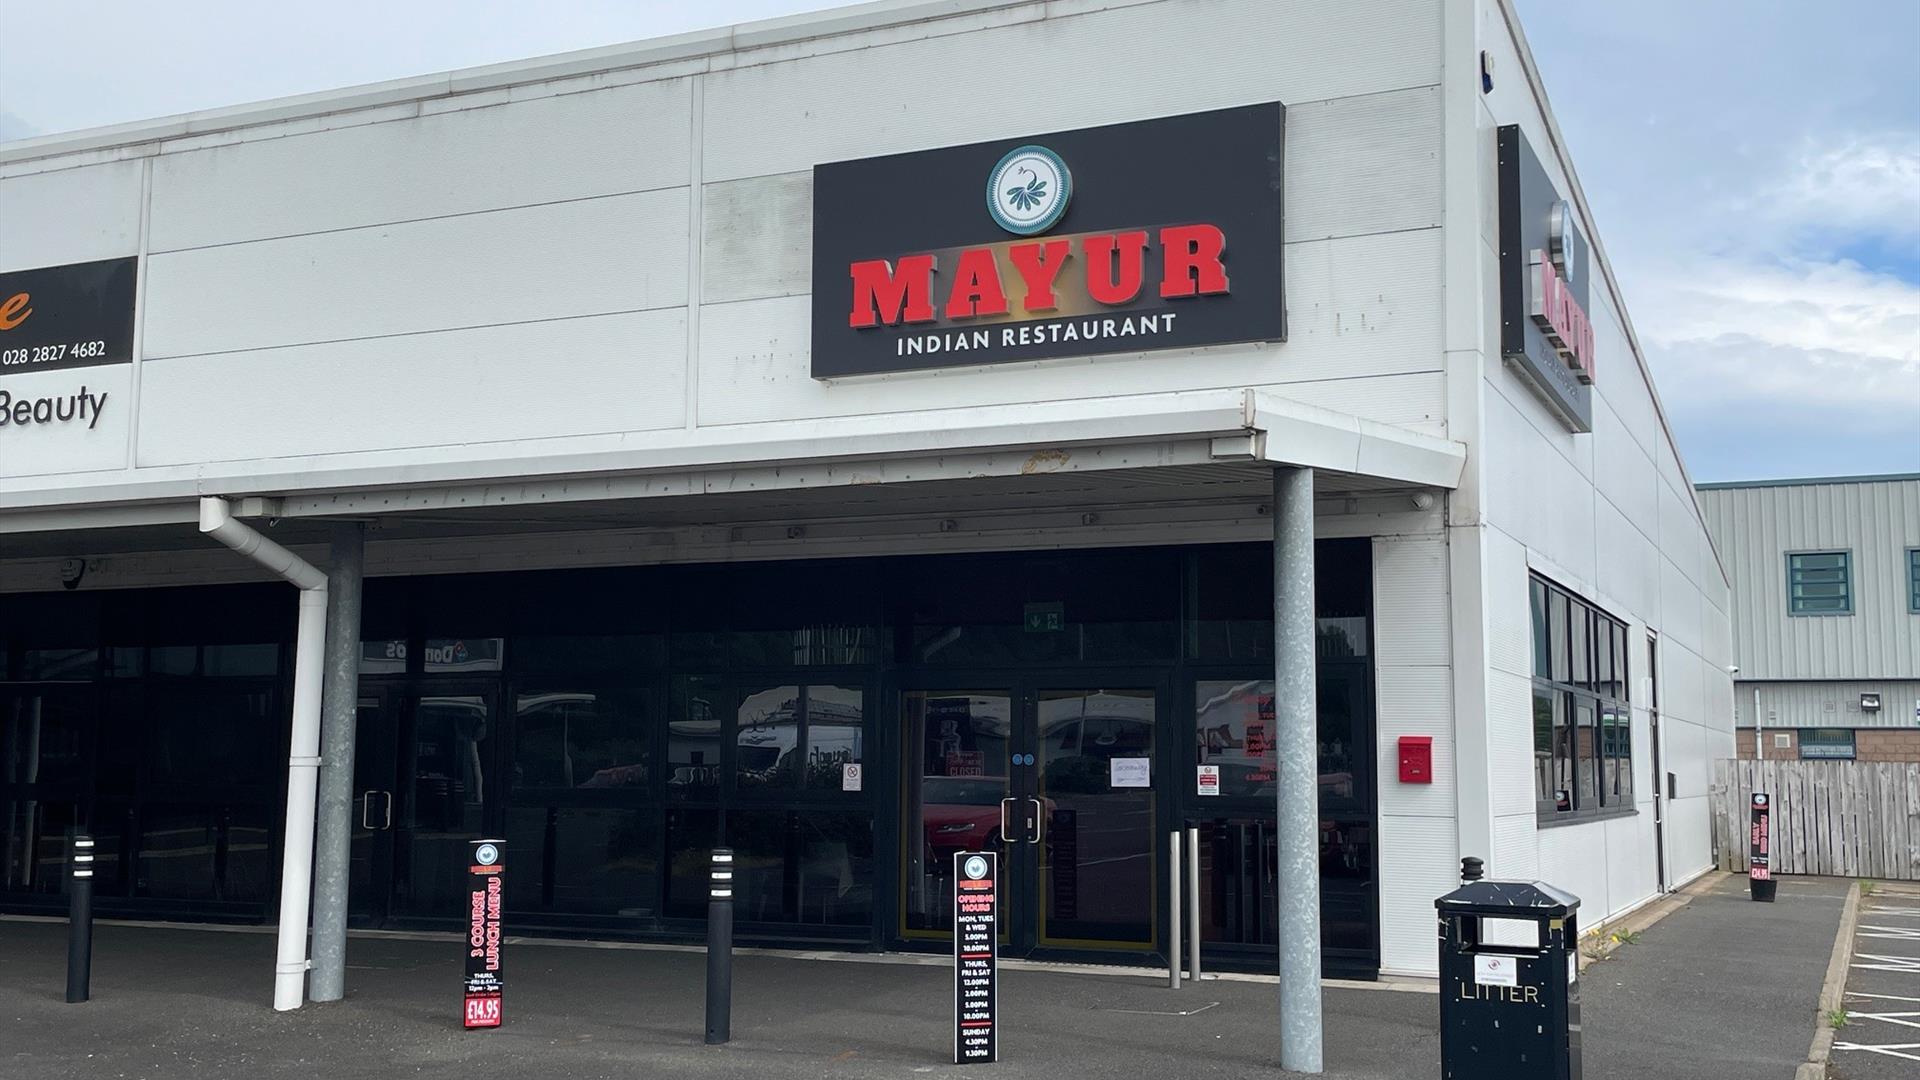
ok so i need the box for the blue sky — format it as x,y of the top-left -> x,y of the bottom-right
1514,0 -> 1919,481
1,1 -> 1914,483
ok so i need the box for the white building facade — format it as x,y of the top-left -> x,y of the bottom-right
0,0 -> 1731,982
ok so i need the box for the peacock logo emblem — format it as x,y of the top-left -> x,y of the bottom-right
987,145 -> 1072,236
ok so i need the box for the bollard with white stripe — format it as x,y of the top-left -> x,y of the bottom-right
67,833 -> 95,1004
706,848 -> 734,1045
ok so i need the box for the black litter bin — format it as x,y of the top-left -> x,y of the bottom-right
1435,875 -> 1582,1080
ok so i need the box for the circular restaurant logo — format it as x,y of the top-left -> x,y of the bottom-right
475,843 -> 500,866
963,855 -> 990,881
987,145 -> 1071,236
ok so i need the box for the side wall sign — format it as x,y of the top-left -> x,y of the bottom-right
1497,126 -> 1596,434
812,104 -> 1286,379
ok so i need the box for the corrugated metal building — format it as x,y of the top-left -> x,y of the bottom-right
1697,474 -> 1920,760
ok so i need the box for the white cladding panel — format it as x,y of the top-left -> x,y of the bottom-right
143,189 -> 690,360
1699,478 -> 1920,681
1377,813 -> 1457,976
700,0 -> 1441,183
0,0 -> 1457,498
137,309 -> 687,465
1469,0 -> 1729,921
0,159 -> 144,273
149,78 -> 694,252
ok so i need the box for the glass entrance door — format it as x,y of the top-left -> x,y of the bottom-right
392,684 -> 498,920
1033,688 -> 1156,951
899,683 -> 1158,957
348,689 -> 398,925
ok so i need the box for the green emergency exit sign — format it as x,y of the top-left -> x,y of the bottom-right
1024,601 -> 1065,633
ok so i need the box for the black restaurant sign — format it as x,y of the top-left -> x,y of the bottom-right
811,104 -> 1286,379
463,840 -> 505,1029
0,257 -> 138,376
953,851 -> 998,1064
1497,126 -> 1596,433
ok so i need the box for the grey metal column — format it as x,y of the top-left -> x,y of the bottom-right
308,522 -> 364,1003
1273,466 -> 1322,1073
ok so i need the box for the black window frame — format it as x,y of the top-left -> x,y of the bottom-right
1531,575 -> 1634,824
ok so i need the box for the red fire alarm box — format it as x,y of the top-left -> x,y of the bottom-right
1398,736 -> 1433,784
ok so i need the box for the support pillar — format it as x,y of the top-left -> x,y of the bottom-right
1273,466 -> 1323,1073
309,523 -> 364,1003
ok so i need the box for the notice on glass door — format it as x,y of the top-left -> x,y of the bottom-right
953,851 -> 998,1064
1109,758 -> 1151,789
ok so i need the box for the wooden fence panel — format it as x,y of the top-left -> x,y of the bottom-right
1710,760 -> 1920,882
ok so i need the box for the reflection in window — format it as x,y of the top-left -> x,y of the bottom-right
1532,575 -> 1631,817
734,685 -> 865,793
422,638 -> 504,672
147,687 -> 275,792
1194,674 -> 1363,803
902,692 -> 1010,935
2,691 -> 90,787
1195,816 -> 1374,957
667,679 -> 723,799
504,806 -> 661,917
513,687 -> 650,790
726,810 -> 873,926
21,649 -> 97,681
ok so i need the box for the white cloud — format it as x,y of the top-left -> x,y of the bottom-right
1634,257 -> 1920,413
1748,133 -> 1920,241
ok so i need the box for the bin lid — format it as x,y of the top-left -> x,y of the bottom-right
1434,879 -> 1581,916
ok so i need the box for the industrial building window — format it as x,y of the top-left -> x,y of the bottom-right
1798,729 -> 1856,760
1531,576 -> 1632,820
1787,551 -> 1852,615
1907,548 -> 1920,614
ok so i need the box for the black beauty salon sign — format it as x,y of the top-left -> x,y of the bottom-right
811,105 -> 1286,378
0,258 -> 138,376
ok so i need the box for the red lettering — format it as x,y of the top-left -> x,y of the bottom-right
1158,224 -> 1229,298
848,255 -> 937,328
945,247 -> 1009,320
1006,239 -> 1071,312
1083,231 -> 1148,305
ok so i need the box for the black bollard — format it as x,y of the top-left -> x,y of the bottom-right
1460,856 -> 1485,884
67,834 -> 95,1004
705,848 -> 734,1045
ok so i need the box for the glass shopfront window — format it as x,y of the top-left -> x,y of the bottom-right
2,542 -> 1378,972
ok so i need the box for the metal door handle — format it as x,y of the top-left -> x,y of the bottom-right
362,791 -> 392,830
1000,798 -> 1016,844
1028,797 -> 1045,845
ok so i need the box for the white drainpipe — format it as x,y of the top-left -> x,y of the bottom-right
199,497 -> 328,1012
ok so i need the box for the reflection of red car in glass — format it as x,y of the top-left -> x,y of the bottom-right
923,776 -> 1007,860
923,776 -> 1062,863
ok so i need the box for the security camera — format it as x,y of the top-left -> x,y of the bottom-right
59,558 -> 87,591
1726,665 -> 1740,675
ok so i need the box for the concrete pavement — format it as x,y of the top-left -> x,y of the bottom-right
0,873 -> 1849,1079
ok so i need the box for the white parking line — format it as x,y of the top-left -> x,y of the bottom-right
1853,953 -> 1920,974
1847,1011 -> 1920,1030
1860,925 -> 1920,941
1831,1041 -> 1920,1063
